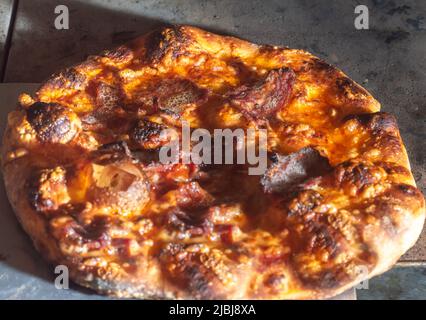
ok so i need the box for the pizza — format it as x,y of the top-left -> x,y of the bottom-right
1,25 -> 424,299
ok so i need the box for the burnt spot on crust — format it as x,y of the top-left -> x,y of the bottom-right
165,209 -> 211,237
130,119 -> 168,149
145,26 -> 191,64
228,67 -> 296,120
344,112 -> 398,136
335,77 -> 368,98
261,147 -> 331,194
395,184 -> 423,198
27,167 -> 70,212
26,102 -> 80,144
378,162 -> 411,177
98,141 -> 132,155
40,68 -> 87,91
162,182 -> 215,238
306,58 -> 336,74
333,161 -> 382,194
343,113 -> 403,163
283,190 -> 376,290
363,184 -> 424,238
379,184 -> 425,211
295,265 -> 352,290
101,45 -> 134,65
159,243 -> 238,299
287,190 -> 323,218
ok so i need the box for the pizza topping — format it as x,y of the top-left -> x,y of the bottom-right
160,243 -> 238,299
40,68 -> 88,91
217,224 -> 242,244
145,26 -> 190,64
333,161 -> 385,196
135,78 -> 208,116
204,204 -> 243,225
50,215 -> 111,254
174,182 -> 214,210
111,238 -> 141,257
261,147 -> 331,194
89,162 -> 150,214
287,190 -> 323,219
166,209 -> 210,237
161,182 -> 215,237
94,82 -> 123,112
344,112 -> 398,136
80,82 -> 128,132
28,166 -> 70,212
26,102 -> 81,144
91,141 -> 133,165
156,79 -> 208,116
130,119 -> 169,149
101,45 -> 134,66
228,67 -> 296,119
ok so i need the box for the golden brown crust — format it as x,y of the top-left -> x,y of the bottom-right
1,25 -> 425,299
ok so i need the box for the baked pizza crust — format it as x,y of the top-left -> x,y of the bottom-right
2,25 -> 425,299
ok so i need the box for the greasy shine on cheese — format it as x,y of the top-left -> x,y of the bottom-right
1,25 -> 425,299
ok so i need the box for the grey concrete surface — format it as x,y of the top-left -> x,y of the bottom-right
357,264 -> 426,300
0,0 -> 14,78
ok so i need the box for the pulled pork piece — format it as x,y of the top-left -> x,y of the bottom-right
228,67 -> 295,119
261,147 -> 331,193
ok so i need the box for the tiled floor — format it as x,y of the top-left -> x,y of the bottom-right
0,0 -> 424,299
